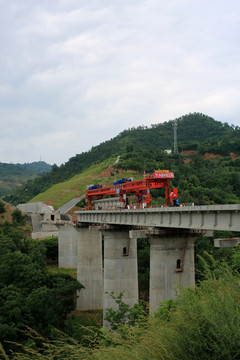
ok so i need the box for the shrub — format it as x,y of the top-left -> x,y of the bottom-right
12,209 -> 26,225
42,237 -> 58,259
0,201 -> 6,214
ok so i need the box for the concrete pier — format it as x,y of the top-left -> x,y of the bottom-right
103,228 -> 138,327
58,224 -> 78,267
76,226 -> 103,310
149,232 -> 196,311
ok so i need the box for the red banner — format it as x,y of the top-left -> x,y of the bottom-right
153,172 -> 174,178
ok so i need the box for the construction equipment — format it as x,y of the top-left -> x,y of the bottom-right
85,170 -> 178,209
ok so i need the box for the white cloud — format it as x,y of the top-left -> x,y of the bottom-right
1,0 -> 240,165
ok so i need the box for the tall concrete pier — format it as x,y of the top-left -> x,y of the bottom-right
58,223 -> 198,318
103,228 -> 138,327
149,231 -> 196,311
58,224 -> 78,267
76,226 -> 103,310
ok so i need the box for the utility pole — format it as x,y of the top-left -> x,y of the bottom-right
173,120 -> 178,153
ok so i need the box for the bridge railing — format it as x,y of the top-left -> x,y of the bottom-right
80,202 -> 195,211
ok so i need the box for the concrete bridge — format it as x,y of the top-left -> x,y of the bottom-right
58,204 -> 240,327
76,204 -> 240,232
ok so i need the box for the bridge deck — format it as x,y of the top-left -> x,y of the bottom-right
76,204 -> 240,232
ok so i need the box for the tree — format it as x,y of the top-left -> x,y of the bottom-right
0,201 -> 6,214
104,291 -> 146,330
12,209 -> 26,225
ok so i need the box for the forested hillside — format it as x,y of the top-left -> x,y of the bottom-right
23,147 -> 240,210
0,161 -> 51,197
1,112 -> 240,359
3,112 -> 240,205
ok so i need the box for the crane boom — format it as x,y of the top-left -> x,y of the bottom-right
85,171 -> 178,209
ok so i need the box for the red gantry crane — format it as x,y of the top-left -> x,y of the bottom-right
85,170 -> 178,209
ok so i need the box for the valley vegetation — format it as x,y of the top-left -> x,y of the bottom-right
1,210 -> 240,360
1,113 -> 240,358
0,204 -> 83,358
0,199 -> 240,359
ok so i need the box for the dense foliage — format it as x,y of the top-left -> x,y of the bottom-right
8,263 -> 240,360
116,149 -> 240,205
0,220 -> 83,355
42,236 -> 58,260
4,112 -> 239,205
0,201 -> 6,214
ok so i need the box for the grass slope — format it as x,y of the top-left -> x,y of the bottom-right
30,156 -> 142,209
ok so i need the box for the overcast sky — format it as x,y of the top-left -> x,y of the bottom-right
1,0 -> 240,165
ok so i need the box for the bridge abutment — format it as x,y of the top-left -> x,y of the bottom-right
102,228 -> 138,328
149,231 -> 196,311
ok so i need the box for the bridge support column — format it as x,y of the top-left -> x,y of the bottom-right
103,228 -> 138,328
149,231 -> 196,311
76,226 -> 103,310
58,224 -> 78,267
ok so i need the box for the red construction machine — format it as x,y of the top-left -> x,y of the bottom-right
85,170 -> 178,210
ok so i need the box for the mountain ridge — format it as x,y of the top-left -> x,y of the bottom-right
3,112 -> 240,205
0,161 -> 52,197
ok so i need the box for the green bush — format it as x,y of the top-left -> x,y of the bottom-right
12,209 -> 26,225
42,237 -> 58,259
104,291 -> 146,330
0,201 -> 6,214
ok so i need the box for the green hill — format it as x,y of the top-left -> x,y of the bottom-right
0,161 -> 51,197
4,112 -> 240,206
30,156 -> 143,209
17,147 -> 240,210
